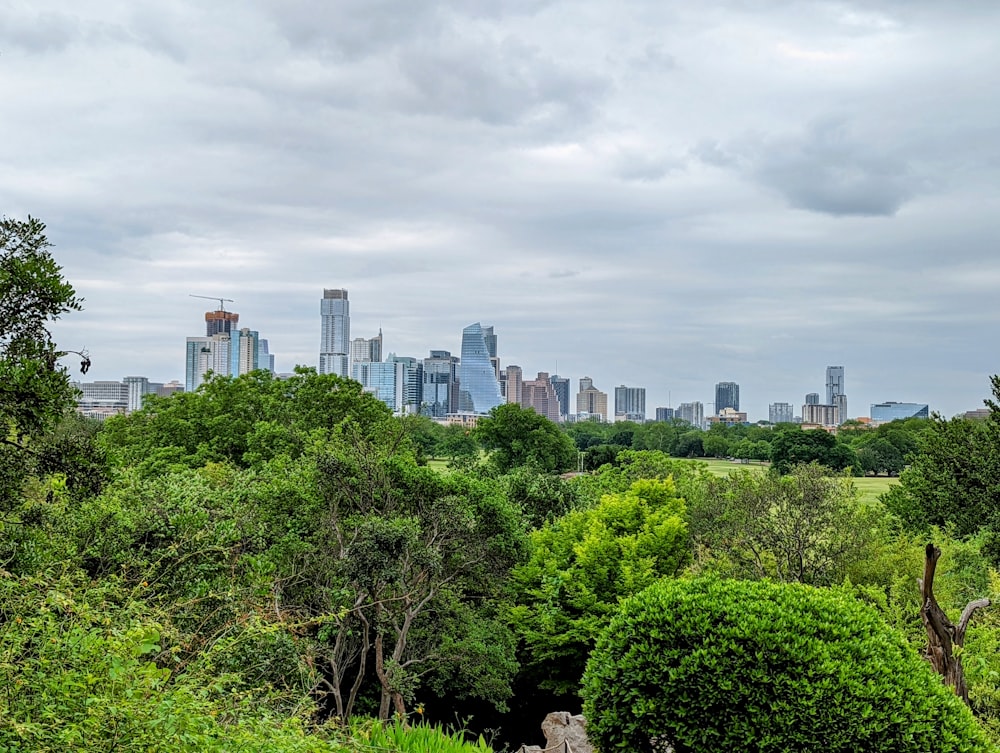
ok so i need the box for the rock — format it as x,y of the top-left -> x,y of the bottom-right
516,711 -> 592,753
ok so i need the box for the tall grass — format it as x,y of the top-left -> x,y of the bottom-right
349,718 -> 494,752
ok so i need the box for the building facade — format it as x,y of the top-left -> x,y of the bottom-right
802,403 -> 839,427
457,322 -> 503,414
550,375 -> 570,420
769,402 -> 794,424
319,288 -> 350,377
805,392 -> 820,405
676,401 -> 705,429
521,372 -> 561,422
870,401 -> 930,422
505,365 -> 523,406
576,377 -> 608,422
421,350 -> 459,417
708,407 -> 748,426
614,385 -> 646,422
715,381 -> 740,413
655,407 -> 675,422
350,329 -> 383,367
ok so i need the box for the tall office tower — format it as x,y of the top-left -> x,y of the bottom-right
353,360 -> 405,413
421,350 -> 459,417
259,339 -> 275,373
319,289 -> 350,377
715,381 -> 740,413
614,385 -> 647,421
505,365 -> 523,405
805,392 -> 820,405
388,355 -> 422,414
825,366 -> 845,404
185,333 -> 232,392
458,322 -> 503,414
351,329 -> 383,366
676,401 -> 705,429
576,377 -> 608,421
655,407 -> 675,422
232,328 -> 261,376
833,393 -> 848,424
521,372 -> 561,422
481,325 -> 500,381
123,376 -> 151,413
550,375 -> 570,420
205,309 -> 239,336
769,402 -> 794,424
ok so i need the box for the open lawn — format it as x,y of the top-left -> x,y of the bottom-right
678,458 -> 899,503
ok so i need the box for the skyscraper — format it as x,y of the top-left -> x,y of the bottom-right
457,323 -> 503,414
614,385 -> 646,421
521,372 -> 561,422
576,377 -> 608,421
769,402 -> 793,424
805,392 -> 820,405
826,366 -> 847,424
676,402 -> 705,429
505,365 -> 523,405
421,350 -> 459,417
319,289 -> 350,377
481,325 -> 500,382
715,382 -> 740,413
185,333 -> 231,392
351,329 -> 383,366
205,309 -> 239,336
550,375 -> 570,420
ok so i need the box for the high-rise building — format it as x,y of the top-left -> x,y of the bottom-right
805,392 -> 820,405
350,329 -> 383,366
715,381 -> 740,413
614,385 -> 646,422
769,402 -> 793,424
186,333 -> 231,392
576,377 -> 608,421
833,393 -> 848,424
421,350 -> 459,417
481,325 -> 500,382
803,403 -> 839,427
259,339 -> 275,374
521,372 -> 561,422
389,354 -> 422,414
505,365 -> 523,405
550,375 -> 570,420
871,402 -> 929,423
457,322 -> 503,414
319,289 -> 350,377
825,366 -> 845,405
353,360 -> 405,413
655,407 -> 675,422
676,402 -> 704,429
205,309 -> 239,337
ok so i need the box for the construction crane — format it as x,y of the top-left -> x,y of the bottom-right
189,294 -> 235,311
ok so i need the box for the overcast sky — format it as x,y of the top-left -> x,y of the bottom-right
3,0 -> 999,421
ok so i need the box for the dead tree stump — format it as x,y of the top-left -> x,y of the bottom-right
919,543 -> 990,705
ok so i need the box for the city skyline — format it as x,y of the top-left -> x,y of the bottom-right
7,2 -> 997,421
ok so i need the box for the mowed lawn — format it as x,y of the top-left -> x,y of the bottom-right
679,457 -> 899,504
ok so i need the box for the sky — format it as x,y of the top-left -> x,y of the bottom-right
3,0 -> 999,422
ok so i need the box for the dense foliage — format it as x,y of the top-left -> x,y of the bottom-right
582,577 -> 995,753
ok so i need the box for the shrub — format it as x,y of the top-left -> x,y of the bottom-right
582,577 -> 995,753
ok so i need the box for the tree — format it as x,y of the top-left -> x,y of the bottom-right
770,426 -> 857,474
692,464 -> 876,585
582,577 -> 994,752
511,478 -> 689,697
0,216 -> 83,443
474,403 -> 577,473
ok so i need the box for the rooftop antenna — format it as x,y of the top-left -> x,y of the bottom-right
190,294 -> 235,311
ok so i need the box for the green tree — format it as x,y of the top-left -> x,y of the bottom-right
692,464 -> 877,585
0,216 -> 83,443
474,403 -> 577,473
770,425 -> 857,474
511,478 -> 689,697
583,577 -> 994,752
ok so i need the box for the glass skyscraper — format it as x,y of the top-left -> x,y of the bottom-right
715,381 -> 740,413
319,289 -> 350,377
870,402 -> 929,422
458,322 -> 503,414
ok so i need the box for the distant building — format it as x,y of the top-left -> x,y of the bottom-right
769,402 -> 794,424
204,309 -> 239,337
676,402 -> 704,429
965,408 -> 991,420
353,360 -> 405,413
655,407 -> 675,422
185,333 -> 231,392
75,376 -> 179,420
614,385 -> 646,422
259,339 -> 275,373
576,377 -> 608,422
482,325 -> 500,382
421,350 -> 459,417
871,402 -> 929,422
550,375 -> 570,420
805,392 -> 820,405
457,322 -> 503,414
319,288 -> 350,377
715,382 -> 740,413
521,372 -> 561,422
350,329 -> 383,366
826,366 -> 847,425
802,403 -> 839,427
708,407 -> 748,426
505,365 -> 523,406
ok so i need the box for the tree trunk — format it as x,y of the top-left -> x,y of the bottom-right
918,543 -> 990,705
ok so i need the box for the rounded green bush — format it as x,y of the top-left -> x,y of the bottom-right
582,577 -> 995,753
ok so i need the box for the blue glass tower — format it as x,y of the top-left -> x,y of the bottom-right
458,323 -> 503,414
